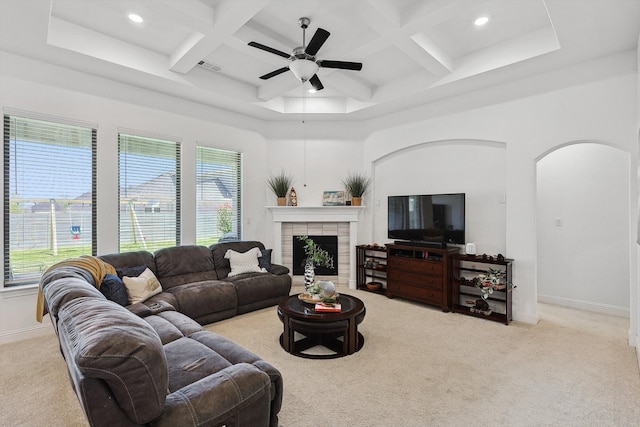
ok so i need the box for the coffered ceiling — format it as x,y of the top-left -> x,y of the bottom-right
1,0 -> 640,121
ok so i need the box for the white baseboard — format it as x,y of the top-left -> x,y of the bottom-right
513,312 -> 540,325
0,322 -> 53,345
538,294 -> 629,318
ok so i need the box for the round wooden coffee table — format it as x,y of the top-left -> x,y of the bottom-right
277,293 -> 366,359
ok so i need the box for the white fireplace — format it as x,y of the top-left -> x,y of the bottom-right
267,206 -> 363,289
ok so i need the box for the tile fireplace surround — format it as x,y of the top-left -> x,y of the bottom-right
267,206 -> 363,289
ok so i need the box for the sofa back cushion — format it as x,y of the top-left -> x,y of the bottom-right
98,250 -> 157,276
58,297 -> 168,424
210,241 -> 266,279
154,245 -> 218,288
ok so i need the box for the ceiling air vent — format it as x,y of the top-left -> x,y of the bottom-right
197,60 -> 221,72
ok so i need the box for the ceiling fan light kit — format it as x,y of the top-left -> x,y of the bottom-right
289,59 -> 318,82
248,17 -> 362,92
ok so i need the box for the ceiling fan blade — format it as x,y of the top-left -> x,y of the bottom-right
259,67 -> 290,80
318,60 -> 362,71
248,41 -> 291,59
309,74 -> 324,91
305,28 -> 330,56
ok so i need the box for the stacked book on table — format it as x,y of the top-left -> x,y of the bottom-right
314,303 -> 342,312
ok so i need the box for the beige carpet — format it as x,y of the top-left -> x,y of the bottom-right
2,286 -> 639,426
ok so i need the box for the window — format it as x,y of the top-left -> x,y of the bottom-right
119,133 -> 180,252
196,146 -> 242,246
3,114 -> 96,286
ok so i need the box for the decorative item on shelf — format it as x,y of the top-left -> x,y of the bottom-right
471,268 -> 513,316
298,292 -> 339,304
366,281 -> 382,291
322,190 -> 345,206
289,187 -> 298,206
304,259 -> 315,290
465,242 -> 477,255
342,171 -> 372,207
297,235 -> 334,294
267,170 -> 293,206
316,280 -> 336,297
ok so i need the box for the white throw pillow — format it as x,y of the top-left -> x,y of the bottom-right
122,268 -> 163,304
225,247 -> 267,277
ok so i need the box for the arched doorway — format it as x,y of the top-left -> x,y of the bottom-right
536,142 -> 630,316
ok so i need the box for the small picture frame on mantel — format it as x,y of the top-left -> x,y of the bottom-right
322,191 -> 345,206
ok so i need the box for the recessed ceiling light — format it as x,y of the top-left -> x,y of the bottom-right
474,16 -> 489,26
128,13 -> 143,24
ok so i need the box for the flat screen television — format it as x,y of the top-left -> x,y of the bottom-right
388,193 -> 465,246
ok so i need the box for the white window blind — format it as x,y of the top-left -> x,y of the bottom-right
3,114 -> 96,286
119,133 -> 180,252
196,146 -> 242,245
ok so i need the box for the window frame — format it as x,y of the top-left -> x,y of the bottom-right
3,113 -> 97,287
118,132 -> 181,252
195,145 -> 243,245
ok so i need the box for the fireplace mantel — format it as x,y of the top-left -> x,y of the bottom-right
267,206 -> 363,289
267,205 -> 363,222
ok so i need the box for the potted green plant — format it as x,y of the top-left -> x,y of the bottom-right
471,268 -> 514,315
342,171 -> 372,206
298,235 -> 334,292
267,171 -> 293,206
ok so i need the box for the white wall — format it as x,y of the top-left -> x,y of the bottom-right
360,73 -> 638,326
537,143 -> 630,315
264,136 -> 364,207
371,140 -> 507,254
0,58 -> 270,342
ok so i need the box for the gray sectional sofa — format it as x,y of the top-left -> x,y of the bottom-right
40,240 -> 291,427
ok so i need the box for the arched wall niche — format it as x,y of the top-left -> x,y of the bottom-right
369,139 -> 507,256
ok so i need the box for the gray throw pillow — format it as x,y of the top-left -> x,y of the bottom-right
258,249 -> 272,272
115,265 -> 148,280
100,274 -> 129,306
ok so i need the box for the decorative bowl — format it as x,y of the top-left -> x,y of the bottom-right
298,293 -> 339,304
366,282 -> 382,291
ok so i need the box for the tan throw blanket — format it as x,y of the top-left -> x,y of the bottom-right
36,255 -> 117,322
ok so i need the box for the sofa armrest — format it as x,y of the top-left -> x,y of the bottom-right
128,299 -> 176,317
269,264 -> 289,275
154,363 -> 272,427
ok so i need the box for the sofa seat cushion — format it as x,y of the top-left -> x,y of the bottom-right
156,363 -> 271,427
164,280 -> 237,320
163,336 -> 235,392
190,330 -> 284,420
143,311 -> 203,345
57,297 -> 168,424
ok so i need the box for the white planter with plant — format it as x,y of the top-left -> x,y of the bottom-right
298,235 -> 334,294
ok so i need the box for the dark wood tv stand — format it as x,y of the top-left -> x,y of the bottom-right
386,243 -> 459,311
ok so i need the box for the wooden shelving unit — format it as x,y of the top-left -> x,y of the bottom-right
452,254 -> 514,324
355,245 -> 388,295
